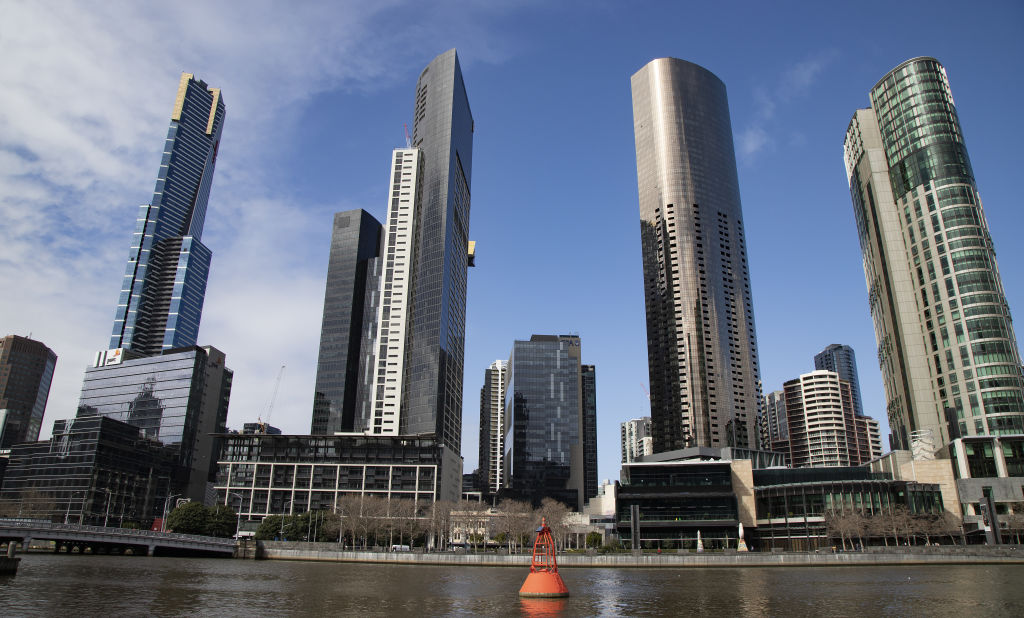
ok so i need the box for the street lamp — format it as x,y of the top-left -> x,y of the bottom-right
279,499 -> 293,539
103,489 -> 112,527
161,494 -> 182,532
229,492 -> 244,538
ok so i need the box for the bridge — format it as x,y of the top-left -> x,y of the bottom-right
0,519 -> 236,557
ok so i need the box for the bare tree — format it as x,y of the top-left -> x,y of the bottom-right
536,498 -> 570,550
427,500 -> 455,551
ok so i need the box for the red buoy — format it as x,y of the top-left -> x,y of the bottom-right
519,517 -> 569,598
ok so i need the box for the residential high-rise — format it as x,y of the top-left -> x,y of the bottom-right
580,364 -> 598,502
0,335 -> 57,448
844,57 -> 1024,450
504,335 -> 592,510
758,390 -> 789,453
478,359 -> 507,495
814,344 -> 865,419
311,210 -> 382,434
782,370 -> 881,468
631,58 -> 762,452
110,73 -> 225,356
620,417 -> 653,463
77,346 -> 232,501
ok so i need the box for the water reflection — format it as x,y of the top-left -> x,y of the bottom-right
3,555 -> 1024,616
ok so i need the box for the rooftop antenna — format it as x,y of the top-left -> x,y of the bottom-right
404,123 -> 412,148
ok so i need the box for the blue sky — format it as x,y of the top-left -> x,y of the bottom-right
2,1 -> 1022,484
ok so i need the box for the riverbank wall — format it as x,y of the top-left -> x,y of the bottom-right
253,542 -> 1024,567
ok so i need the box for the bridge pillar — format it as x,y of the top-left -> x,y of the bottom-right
21,538 -> 31,551
6,542 -> 15,558
148,544 -> 156,557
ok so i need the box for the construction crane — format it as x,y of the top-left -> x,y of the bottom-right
257,365 -> 286,431
641,383 -> 650,400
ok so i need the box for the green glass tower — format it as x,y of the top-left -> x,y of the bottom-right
844,57 -> 1024,450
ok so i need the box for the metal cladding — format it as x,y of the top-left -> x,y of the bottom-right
631,58 -> 762,452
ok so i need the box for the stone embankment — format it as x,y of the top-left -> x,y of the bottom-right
250,541 -> 1024,567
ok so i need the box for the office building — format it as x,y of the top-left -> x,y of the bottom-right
631,58 -> 762,452
77,346 -> 232,502
478,359 -> 507,495
782,371 -> 881,468
215,433 -> 453,521
581,364 -> 598,502
503,335 -> 594,511
311,210 -> 383,434
242,422 -> 281,435
620,417 -> 653,464
0,415 -> 176,526
110,73 -> 225,356
0,335 -> 57,448
814,344 -> 865,419
844,57 -> 1024,450
758,390 -> 788,453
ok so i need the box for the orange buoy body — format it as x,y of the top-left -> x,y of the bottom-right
519,517 -> 570,598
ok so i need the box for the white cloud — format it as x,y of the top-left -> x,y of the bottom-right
0,0 -> 522,438
738,51 -> 836,161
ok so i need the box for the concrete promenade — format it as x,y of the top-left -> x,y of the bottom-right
254,542 -> 1024,567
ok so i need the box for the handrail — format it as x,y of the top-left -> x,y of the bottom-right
0,520 -> 234,546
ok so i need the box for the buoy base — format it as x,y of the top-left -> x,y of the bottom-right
519,570 -> 570,597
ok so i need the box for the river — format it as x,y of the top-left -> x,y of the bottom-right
3,554 -> 1023,616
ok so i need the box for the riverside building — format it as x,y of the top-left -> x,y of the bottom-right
631,58 -> 762,452
478,360 -> 507,496
844,57 -> 1024,449
0,335 -> 57,448
109,73 -> 225,356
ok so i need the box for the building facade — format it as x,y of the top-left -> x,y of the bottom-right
844,57 -> 1024,450
814,344 -> 865,419
758,390 -> 789,453
620,417 -> 653,464
478,359 -> 507,496
783,371 -> 881,468
311,209 -> 382,434
0,415 -> 175,526
110,73 -> 225,356
215,433 -> 455,521
631,58 -> 762,452
504,335 -> 590,510
581,364 -> 598,502
0,335 -> 57,448
77,346 -> 232,502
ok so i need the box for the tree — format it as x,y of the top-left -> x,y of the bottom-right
586,531 -> 603,548
256,515 -> 284,540
536,498 -> 570,550
166,501 -> 209,535
207,504 -> 238,538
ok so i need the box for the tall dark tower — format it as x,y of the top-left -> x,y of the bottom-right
631,58 -> 762,452
311,210 -> 382,434
110,73 -> 225,356
814,344 -> 866,418
401,49 -> 474,453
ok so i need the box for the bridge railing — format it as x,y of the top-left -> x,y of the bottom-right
0,519 -> 235,546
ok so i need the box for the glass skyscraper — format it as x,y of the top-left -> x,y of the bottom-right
110,73 -> 225,356
844,57 -> 1024,450
814,344 -> 866,419
504,335 -> 593,511
0,335 -> 57,448
631,58 -> 763,452
311,210 -> 382,434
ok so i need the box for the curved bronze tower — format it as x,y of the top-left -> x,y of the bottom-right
631,58 -> 762,451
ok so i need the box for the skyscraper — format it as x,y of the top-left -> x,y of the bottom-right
504,335 -> 591,510
580,364 -> 598,502
311,210 -> 382,434
478,359 -> 507,495
631,58 -> 762,452
0,335 -> 57,448
814,344 -> 865,419
844,57 -> 1024,450
401,49 -> 475,454
110,73 -> 225,356
758,390 -> 789,453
